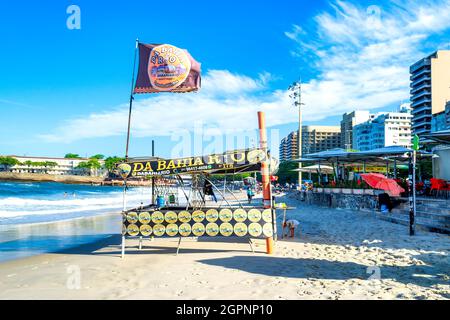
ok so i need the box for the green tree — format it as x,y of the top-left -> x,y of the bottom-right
0,156 -> 22,171
90,154 -> 105,160
64,153 -> 81,159
104,156 -> 125,171
276,161 -> 300,184
77,159 -> 102,176
43,161 -> 58,168
23,160 -> 34,167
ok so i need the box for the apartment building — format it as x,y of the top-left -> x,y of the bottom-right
280,126 -> 341,162
353,107 -> 412,151
410,50 -> 450,137
340,111 -> 374,150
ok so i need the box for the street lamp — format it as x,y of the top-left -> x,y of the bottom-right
288,80 -> 305,189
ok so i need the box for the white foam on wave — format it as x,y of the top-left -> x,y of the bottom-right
0,189 -> 151,218
0,193 -> 148,207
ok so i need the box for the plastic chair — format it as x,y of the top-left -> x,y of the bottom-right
430,178 -> 448,198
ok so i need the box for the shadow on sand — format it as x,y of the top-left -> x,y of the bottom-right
198,255 -> 449,296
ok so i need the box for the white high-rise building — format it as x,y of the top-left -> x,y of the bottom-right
353,106 -> 412,151
340,111 -> 374,150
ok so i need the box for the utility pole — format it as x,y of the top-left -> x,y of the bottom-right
409,135 -> 419,236
151,140 -> 155,205
289,81 -> 305,189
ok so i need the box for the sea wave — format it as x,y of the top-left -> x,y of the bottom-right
0,191 -> 150,219
0,193 -> 149,207
0,182 -> 186,222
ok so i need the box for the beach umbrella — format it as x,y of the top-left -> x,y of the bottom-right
360,173 -> 387,188
374,179 -> 405,197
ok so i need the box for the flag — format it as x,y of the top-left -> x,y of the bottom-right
134,43 -> 201,94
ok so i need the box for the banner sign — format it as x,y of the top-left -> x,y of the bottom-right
122,207 -> 274,239
134,43 -> 201,94
117,149 -> 267,178
351,166 -> 388,174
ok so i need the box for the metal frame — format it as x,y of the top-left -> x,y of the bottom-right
120,171 -> 264,258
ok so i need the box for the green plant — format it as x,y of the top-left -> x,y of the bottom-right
77,159 -> 102,170
64,153 -> 81,159
276,161 -> 299,184
104,156 -> 125,171
90,154 -> 105,160
0,156 -> 21,169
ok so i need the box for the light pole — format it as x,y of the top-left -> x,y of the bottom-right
289,81 -> 305,189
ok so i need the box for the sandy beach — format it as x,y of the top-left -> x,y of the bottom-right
0,192 -> 448,300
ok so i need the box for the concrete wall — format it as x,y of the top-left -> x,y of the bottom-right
294,191 -> 379,211
433,148 -> 450,180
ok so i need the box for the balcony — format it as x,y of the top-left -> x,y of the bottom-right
410,82 -> 431,94
411,97 -> 432,108
410,67 -> 431,81
411,74 -> 432,87
412,126 -> 430,136
411,90 -> 431,101
412,120 -> 431,130
411,104 -> 431,115
413,113 -> 432,122
410,58 -> 431,73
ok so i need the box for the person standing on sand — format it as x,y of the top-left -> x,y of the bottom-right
247,185 -> 254,204
203,178 -> 217,203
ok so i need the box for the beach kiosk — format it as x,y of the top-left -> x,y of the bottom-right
117,148 -> 277,257
118,41 -> 276,257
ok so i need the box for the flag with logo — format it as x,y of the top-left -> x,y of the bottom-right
134,43 -> 201,94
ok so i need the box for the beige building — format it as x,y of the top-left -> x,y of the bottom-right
302,126 -> 342,155
410,50 -> 450,137
279,131 -> 298,162
3,155 -> 106,176
280,126 -> 342,162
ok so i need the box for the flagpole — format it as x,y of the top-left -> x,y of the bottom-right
125,38 -> 139,160
122,38 -> 139,259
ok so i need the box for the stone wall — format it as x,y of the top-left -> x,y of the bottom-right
294,191 -> 379,211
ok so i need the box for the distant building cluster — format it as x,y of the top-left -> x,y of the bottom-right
279,105 -> 412,161
279,126 -> 341,162
353,106 -> 412,152
279,50 -> 450,163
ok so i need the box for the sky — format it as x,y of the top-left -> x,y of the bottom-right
0,0 -> 449,159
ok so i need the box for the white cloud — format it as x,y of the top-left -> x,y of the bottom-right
40,0 -> 450,143
39,70 -> 295,143
288,0 -> 450,119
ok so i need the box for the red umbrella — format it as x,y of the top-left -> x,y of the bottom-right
374,179 -> 405,197
360,173 -> 387,188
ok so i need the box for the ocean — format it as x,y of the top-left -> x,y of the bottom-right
0,181 -> 151,224
0,181 -> 152,262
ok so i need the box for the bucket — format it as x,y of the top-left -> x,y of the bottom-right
156,196 -> 165,208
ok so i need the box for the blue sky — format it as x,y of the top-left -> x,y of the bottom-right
1,0 -> 449,159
